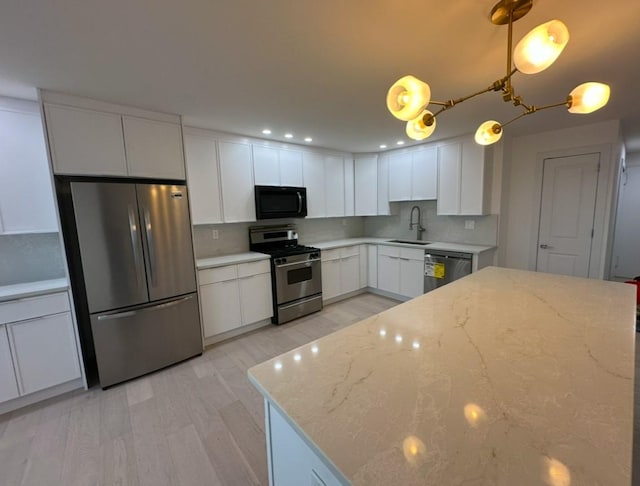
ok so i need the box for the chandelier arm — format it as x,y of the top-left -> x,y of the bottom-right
506,6 -> 514,92
501,100 -> 569,129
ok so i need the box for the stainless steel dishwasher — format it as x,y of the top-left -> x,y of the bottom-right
424,250 -> 472,293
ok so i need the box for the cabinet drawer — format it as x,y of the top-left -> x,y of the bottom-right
377,245 -> 400,257
321,248 -> 341,261
199,265 -> 238,285
0,292 -> 70,325
237,259 -> 270,278
399,247 -> 425,261
340,246 -> 359,258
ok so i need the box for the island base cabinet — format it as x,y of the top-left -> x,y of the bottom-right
7,312 -> 81,395
266,401 -> 346,486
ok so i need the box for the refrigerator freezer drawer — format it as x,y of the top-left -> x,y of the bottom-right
90,293 -> 202,388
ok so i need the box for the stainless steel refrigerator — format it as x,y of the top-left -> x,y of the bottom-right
68,181 -> 202,388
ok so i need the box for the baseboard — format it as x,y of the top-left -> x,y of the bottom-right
203,318 -> 272,347
0,378 -> 84,415
365,287 -> 410,302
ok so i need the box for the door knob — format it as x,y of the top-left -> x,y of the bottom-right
539,244 -> 554,249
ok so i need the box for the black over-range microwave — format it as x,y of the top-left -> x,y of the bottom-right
254,185 -> 308,220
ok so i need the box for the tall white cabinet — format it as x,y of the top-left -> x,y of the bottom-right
218,141 -> 256,222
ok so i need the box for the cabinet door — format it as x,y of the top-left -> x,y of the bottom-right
239,273 -> 273,325
388,152 -> 412,201
184,132 -> 223,224
354,155 -> 378,216
8,312 -> 81,395
377,255 -> 400,294
123,117 -> 185,180
321,259 -> 341,300
367,245 -> 378,288
0,106 -> 58,233
45,104 -> 127,176
325,156 -> 345,217
253,145 -> 280,186
400,258 -> 425,298
359,245 -> 368,289
218,141 -> 256,222
279,150 -> 303,187
377,155 -> 392,215
460,140 -> 488,215
341,255 -> 360,295
411,147 -> 437,200
344,158 -> 355,216
0,325 -> 19,402
200,280 -> 242,337
437,142 -> 462,215
303,153 -> 326,218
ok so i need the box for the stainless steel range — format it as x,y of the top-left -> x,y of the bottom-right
249,225 -> 322,324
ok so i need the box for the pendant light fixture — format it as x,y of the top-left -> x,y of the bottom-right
386,0 -> 611,145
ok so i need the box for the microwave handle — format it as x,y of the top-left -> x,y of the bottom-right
297,191 -> 303,213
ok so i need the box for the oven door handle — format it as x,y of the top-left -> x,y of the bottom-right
276,258 -> 321,269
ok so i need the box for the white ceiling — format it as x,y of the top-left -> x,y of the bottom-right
1,0 -> 640,153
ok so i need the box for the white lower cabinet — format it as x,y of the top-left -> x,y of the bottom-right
199,260 -> 273,339
0,326 -> 19,402
267,401 -> 345,486
358,245 -> 368,289
367,245 -> 378,288
8,313 -> 81,395
321,247 -> 362,302
0,291 -> 82,404
377,246 -> 424,298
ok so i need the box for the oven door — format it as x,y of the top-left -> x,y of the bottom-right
274,257 -> 322,304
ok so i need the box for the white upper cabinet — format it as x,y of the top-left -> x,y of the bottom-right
122,116 -> 185,180
0,101 -> 58,234
389,147 -> 437,201
388,152 -> 412,201
354,155 -> 378,216
344,158 -> 355,216
253,145 -> 280,186
253,146 -> 304,187
303,152 -> 326,218
437,136 -> 491,215
45,103 -> 128,177
325,155 -> 346,217
278,150 -> 303,187
184,130 -> 223,224
411,146 -> 437,200
377,154 -> 392,216
218,141 -> 256,222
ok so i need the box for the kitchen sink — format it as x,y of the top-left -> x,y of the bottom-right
386,239 -> 431,245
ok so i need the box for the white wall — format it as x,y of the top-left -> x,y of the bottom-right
611,152 -> 640,279
499,119 -> 623,277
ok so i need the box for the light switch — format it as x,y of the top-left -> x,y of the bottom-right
212,229 -> 219,239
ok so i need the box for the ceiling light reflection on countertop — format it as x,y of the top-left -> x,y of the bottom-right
395,335 -> 403,343
412,341 -> 420,349
396,140 -> 405,145
543,457 -> 571,486
463,403 -> 487,427
274,361 -> 283,371
293,353 -> 301,362
311,345 -> 319,354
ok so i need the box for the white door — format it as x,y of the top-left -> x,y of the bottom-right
437,142 -> 461,215
321,259 -> 341,300
340,255 -> 360,294
388,152 -> 412,201
279,150 -> 303,187
0,325 -> 19,402
611,164 -> 640,279
354,156 -> 378,215
536,153 -> 600,277
411,147 -> 437,200
377,255 -> 400,294
344,158 -> 355,216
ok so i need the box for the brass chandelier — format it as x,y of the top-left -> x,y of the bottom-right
386,0 -> 611,145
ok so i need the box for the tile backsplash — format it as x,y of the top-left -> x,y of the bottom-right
0,233 -> 66,286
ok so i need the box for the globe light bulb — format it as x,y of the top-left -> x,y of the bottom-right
568,82 -> 610,114
474,120 -> 503,145
386,75 -> 431,121
405,110 -> 436,140
514,20 -> 569,74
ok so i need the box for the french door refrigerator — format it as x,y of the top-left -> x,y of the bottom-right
68,181 -> 202,388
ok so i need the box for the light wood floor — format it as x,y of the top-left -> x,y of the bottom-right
1,293 -> 639,485
0,293 -> 398,486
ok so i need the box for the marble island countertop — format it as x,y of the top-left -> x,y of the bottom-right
249,267 -> 636,485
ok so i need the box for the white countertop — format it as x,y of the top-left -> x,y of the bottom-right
310,237 -> 496,255
249,267 -> 636,485
0,278 -> 69,303
196,251 -> 270,270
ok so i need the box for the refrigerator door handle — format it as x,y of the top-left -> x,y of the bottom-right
143,208 -> 157,285
128,205 -> 143,287
97,295 -> 194,321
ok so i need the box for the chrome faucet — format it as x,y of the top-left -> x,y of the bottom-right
409,205 -> 425,241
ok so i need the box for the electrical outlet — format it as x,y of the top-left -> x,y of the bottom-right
212,229 -> 219,240
464,220 -> 475,230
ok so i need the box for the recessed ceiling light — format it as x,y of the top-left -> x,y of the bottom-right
396,140 -> 405,145
262,129 -> 271,135
379,144 -> 387,149
284,133 -> 293,139
304,137 -> 312,143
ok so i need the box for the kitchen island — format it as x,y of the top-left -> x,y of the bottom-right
248,267 -> 636,485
